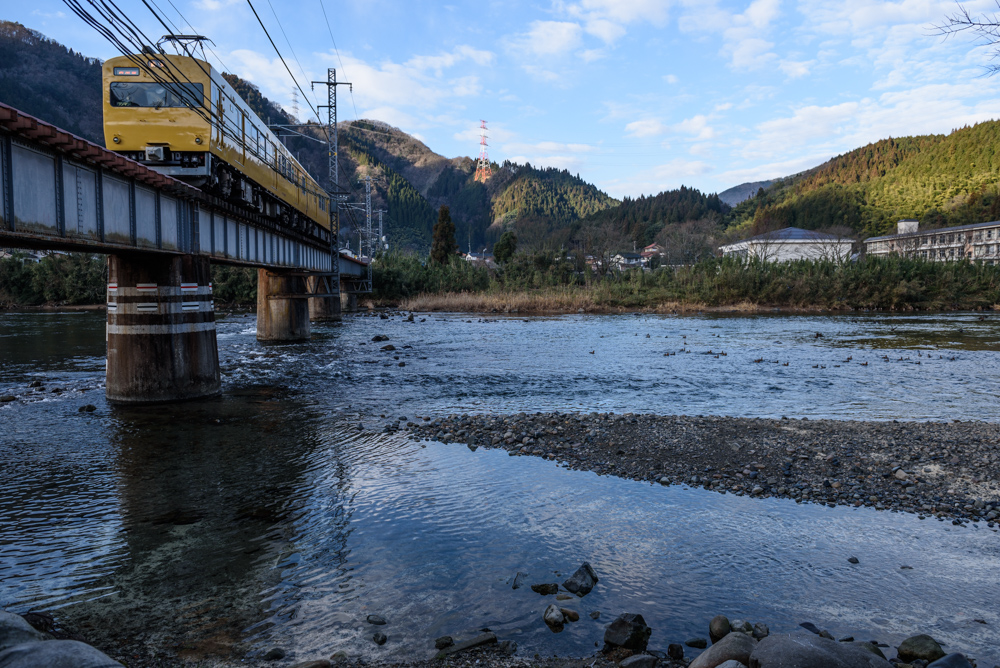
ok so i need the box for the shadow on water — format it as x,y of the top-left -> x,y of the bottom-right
50,387 -> 353,661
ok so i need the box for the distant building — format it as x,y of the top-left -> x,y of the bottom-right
463,251 -> 495,266
719,227 -> 855,262
612,252 -> 642,270
865,219 -> 1000,263
640,243 -> 665,265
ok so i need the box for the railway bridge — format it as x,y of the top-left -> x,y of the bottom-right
0,102 -> 368,404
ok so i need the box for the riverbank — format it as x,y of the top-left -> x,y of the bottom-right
396,290 -> 795,314
404,413 -> 1000,526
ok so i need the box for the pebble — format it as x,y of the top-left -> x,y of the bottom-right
372,632 -> 387,646
366,614 -> 386,625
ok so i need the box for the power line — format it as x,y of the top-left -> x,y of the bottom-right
161,0 -> 235,74
245,0 -> 322,125
265,0 -> 319,113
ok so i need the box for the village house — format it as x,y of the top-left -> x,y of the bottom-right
864,219 -> 1000,263
719,227 -> 855,262
640,243 -> 665,265
612,252 -> 642,270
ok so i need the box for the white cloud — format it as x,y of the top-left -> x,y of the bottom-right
585,18 -> 628,43
565,0 -> 672,26
508,21 -> 584,57
406,45 -> 495,74
663,74 -> 679,84
679,0 -> 783,70
579,48 -> 607,63
675,114 -> 716,140
779,59 -> 814,78
625,119 -> 667,137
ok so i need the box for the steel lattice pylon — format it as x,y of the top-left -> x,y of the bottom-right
474,120 -> 492,183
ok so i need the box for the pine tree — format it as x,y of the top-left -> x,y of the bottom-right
430,205 -> 458,264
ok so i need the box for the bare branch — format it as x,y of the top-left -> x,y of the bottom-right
931,1 -> 1000,75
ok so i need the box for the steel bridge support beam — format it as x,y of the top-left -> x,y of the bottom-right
256,269 -> 311,341
106,254 -> 221,404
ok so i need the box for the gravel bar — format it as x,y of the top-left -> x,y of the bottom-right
401,412 -> 1000,527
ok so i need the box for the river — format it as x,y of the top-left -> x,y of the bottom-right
1,310 -> 998,664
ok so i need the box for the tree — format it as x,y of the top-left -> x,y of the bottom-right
934,5 -> 1000,75
430,205 -> 458,264
494,230 -> 518,263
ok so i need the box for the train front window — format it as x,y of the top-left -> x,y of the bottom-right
110,82 -> 204,108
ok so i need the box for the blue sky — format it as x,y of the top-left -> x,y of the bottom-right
13,0 -> 1000,198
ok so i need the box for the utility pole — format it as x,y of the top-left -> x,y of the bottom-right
376,209 -> 386,253
311,69 -> 353,303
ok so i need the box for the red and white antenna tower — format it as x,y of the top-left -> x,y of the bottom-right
474,120 -> 492,183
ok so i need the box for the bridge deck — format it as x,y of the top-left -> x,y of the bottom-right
0,102 -> 366,278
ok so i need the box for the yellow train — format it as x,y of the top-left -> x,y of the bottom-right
102,52 -> 329,231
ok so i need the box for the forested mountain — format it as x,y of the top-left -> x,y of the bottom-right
0,21 -> 103,142
8,20 -> 1000,256
729,124 -> 1000,238
579,186 -> 729,248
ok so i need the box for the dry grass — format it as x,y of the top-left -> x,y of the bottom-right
399,289 -> 782,314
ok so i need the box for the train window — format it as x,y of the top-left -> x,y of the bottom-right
110,82 -> 204,108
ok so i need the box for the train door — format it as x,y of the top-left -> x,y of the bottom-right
240,110 -> 246,164
214,86 -> 223,144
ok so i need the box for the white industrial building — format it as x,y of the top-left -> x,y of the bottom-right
865,219 -> 1000,263
719,227 -> 856,262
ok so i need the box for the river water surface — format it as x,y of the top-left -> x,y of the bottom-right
1,310 -> 999,664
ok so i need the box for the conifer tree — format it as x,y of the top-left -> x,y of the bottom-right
430,205 -> 458,264
494,230 -> 518,263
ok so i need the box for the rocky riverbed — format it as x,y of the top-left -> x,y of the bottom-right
401,412 -> 1000,526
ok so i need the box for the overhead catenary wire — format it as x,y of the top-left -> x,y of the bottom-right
264,0 -> 320,116
245,0 -> 322,126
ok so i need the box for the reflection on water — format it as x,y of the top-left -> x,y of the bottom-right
1,310 -> 999,663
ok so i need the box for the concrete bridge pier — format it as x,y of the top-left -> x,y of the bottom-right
257,269 -> 311,341
106,254 -> 221,404
307,275 -> 342,321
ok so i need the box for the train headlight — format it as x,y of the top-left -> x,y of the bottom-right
195,137 -> 203,145
113,136 -> 121,144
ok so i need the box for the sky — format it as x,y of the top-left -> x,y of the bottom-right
11,0 -> 1000,199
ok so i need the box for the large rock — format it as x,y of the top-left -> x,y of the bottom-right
543,605 -> 565,627
0,613 -> 47,652
689,631 -> 756,668
710,615 -> 731,644
0,640 -> 123,668
717,662 -> 747,668
563,562 -> 599,596
748,633 -> 892,668
897,635 -> 945,663
603,613 -> 652,652
620,655 -> 659,668
927,654 -> 974,668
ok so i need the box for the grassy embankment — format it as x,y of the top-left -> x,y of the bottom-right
3,251 -> 999,312
373,251 -> 1000,313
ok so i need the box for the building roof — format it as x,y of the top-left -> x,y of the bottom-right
746,227 -> 852,242
865,219 -> 1000,243
616,252 -> 642,259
